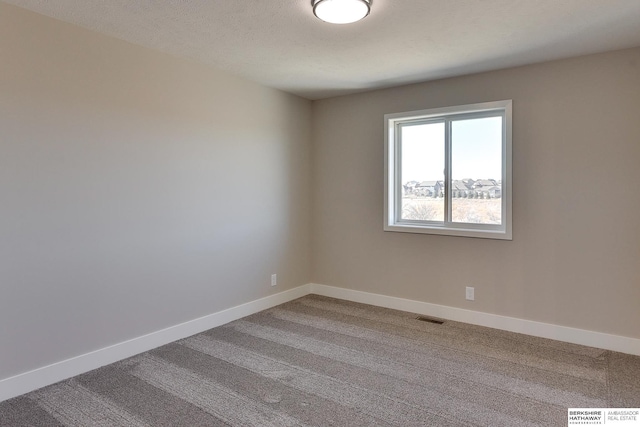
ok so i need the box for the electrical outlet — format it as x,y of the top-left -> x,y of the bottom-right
466,286 -> 475,301
271,274 -> 277,287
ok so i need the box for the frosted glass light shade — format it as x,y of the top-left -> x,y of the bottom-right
313,0 -> 371,24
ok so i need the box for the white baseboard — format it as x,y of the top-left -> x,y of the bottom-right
310,283 -> 640,357
0,284 -> 311,403
3,282 -> 639,403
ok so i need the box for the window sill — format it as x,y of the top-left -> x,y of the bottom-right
384,223 -> 512,240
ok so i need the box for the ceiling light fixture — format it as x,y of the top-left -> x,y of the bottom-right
312,0 -> 371,24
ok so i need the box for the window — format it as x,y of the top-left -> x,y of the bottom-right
384,100 -> 512,240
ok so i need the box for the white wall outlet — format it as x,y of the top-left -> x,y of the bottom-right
271,274 -> 277,287
466,286 -> 475,301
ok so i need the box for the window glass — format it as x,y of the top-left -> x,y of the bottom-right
451,116 -> 503,224
400,122 -> 444,222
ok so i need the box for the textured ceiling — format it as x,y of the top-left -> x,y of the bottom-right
4,0 -> 640,100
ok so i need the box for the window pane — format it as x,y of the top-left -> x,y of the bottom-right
451,116 -> 502,224
400,122 -> 444,222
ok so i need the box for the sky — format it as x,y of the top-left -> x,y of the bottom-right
400,116 -> 502,183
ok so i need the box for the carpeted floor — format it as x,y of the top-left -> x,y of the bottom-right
1,295 -> 639,426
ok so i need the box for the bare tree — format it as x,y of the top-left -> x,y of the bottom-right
403,202 -> 439,221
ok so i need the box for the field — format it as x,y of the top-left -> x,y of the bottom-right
402,197 -> 501,224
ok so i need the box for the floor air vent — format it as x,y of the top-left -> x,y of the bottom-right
416,316 -> 444,325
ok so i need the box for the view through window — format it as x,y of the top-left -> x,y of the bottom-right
385,100 -> 512,239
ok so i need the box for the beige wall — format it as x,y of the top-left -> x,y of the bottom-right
312,47 -> 640,339
0,3 -> 311,380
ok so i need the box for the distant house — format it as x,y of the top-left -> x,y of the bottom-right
465,179 -> 502,198
403,180 -> 419,195
415,180 -> 443,197
405,179 -> 500,198
474,179 -> 498,188
451,180 -> 470,198
484,186 -> 502,198
462,178 -> 475,188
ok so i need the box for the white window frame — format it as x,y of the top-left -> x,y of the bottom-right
384,100 -> 512,240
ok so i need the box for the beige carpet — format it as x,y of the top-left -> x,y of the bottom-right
1,295 -> 639,426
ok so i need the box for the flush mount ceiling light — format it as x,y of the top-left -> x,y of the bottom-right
312,0 -> 371,24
